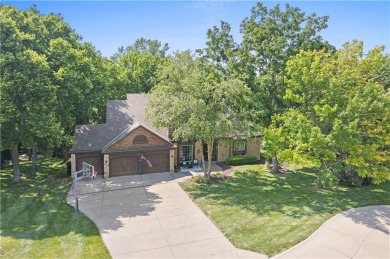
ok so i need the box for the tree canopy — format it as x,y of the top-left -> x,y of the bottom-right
147,51 -> 253,177
2,3 -> 389,188
264,41 -> 390,186
0,5 -> 114,180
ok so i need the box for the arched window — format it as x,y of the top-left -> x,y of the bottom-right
133,135 -> 148,144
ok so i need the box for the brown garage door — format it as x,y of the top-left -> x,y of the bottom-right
76,153 -> 104,176
110,150 -> 170,177
141,151 -> 170,174
110,154 -> 138,176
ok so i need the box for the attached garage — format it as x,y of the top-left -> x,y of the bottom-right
69,94 -> 175,178
109,150 -> 170,176
76,153 -> 104,175
110,154 -> 138,176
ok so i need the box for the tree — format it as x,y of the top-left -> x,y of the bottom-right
240,2 -> 334,172
1,4 -> 114,179
197,21 -> 239,77
112,38 -> 169,95
1,5 -> 64,180
112,38 -> 169,61
147,51 -> 252,178
270,41 -> 390,186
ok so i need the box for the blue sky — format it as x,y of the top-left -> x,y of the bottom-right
5,1 -> 390,57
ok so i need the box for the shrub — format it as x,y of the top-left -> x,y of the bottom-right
225,155 -> 258,165
315,168 -> 338,189
192,174 -> 211,184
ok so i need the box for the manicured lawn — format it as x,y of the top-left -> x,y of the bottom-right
180,165 -> 390,256
0,158 -> 110,259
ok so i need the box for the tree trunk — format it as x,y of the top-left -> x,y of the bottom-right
272,155 -> 280,174
201,142 -> 207,177
31,142 -> 37,173
27,149 -> 32,161
11,145 -> 20,182
207,140 -> 214,178
62,144 -> 69,163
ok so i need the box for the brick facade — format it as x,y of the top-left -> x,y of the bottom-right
246,137 -> 261,160
194,141 -> 203,162
217,139 -> 231,162
113,127 -> 169,149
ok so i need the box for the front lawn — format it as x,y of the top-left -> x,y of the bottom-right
180,165 -> 390,256
0,158 -> 110,258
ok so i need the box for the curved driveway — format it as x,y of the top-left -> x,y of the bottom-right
273,205 -> 390,259
67,172 -> 266,258
68,173 -> 389,259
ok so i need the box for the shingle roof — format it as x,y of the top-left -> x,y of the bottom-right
70,94 -> 169,153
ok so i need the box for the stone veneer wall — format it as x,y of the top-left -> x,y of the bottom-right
246,137 -> 261,160
104,154 -> 109,178
71,154 -> 76,177
169,149 -> 175,173
217,139 -> 231,162
194,141 -> 203,163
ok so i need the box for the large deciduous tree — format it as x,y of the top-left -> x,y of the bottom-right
112,38 -> 169,95
240,2 -> 334,172
1,5 -> 113,180
270,41 -> 390,187
1,5 -> 63,180
147,51 -> 252,178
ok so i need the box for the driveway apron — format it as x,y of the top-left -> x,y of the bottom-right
67,172 -> 266,258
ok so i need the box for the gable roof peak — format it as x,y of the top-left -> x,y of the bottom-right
101,120 -> 172,153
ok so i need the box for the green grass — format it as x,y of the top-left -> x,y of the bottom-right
0,158 -> 110,259
181,164 -> 390,256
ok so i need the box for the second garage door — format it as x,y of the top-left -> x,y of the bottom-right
110,150 -> 170,177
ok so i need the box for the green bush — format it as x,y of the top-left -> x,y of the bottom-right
315,168 -> 338,189
192,174 -> 211,184
225,155 -> 258,165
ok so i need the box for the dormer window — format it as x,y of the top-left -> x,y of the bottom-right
133,135 -> 148,144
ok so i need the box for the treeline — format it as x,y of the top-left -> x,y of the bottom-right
0,4 -> 168,181
1,3 -> 389,186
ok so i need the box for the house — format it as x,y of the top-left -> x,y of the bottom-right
69,94 -> 261,178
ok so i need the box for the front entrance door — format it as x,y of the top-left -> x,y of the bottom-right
179,144 -> 194,164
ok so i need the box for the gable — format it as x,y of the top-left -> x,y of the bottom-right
113,127 -> 171,148
103,124 -> 173,153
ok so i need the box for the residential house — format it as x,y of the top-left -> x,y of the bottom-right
69,94 -> 261,177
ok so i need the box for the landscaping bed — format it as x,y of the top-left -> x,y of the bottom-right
180,164 -> 390,256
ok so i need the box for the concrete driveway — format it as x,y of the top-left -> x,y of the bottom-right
67,172 -> 266,258
273,205 -> 390,259
67,173 -> 389,259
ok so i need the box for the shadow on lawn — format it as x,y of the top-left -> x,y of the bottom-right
1,159 -> 160,240
185,167 -> 390,223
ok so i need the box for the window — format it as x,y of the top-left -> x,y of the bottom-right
233,139 -> 246,155
133,135 -> 148,144
180,145 -> 193,163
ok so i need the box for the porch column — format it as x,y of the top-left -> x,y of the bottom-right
170,149 -> 175,173
71,154 -> 76,178
104,154 -> 110,178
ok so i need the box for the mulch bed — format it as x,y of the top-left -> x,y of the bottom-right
216,162 -> 237,176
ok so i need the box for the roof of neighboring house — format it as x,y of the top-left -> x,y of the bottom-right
70,94 -> 169,153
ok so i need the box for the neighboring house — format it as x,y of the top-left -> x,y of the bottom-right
69,94 -> 261,178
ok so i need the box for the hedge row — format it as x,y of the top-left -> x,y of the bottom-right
225,155 -> 258,165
